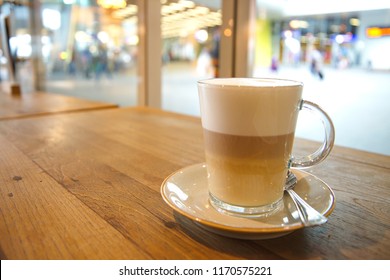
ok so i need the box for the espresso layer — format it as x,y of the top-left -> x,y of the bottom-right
203,129 -> 295,159
203,129 -> 295,207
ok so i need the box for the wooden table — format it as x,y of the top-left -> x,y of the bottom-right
0,107 -> 389,259
0,90 -> 117,120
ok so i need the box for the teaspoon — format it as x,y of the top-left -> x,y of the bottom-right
285,171 -> 328,227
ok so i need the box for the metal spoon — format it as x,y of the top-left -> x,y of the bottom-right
285,171 -> 328,227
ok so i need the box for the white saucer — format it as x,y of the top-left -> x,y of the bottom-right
161,163 -> 335,240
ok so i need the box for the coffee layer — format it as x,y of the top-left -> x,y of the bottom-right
203,129 -> 295,159
203,129 -> 294,207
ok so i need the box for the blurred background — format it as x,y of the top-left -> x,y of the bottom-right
0,0 -> 389,155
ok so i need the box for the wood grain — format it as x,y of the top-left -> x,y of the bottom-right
0,91 -> 117,120
0,134 -> 149,259
0,107 -> 389,259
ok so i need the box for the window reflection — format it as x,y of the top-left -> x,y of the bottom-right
0,1 -> 32,90
40,0 -> 139,106
253,1 -> 390,155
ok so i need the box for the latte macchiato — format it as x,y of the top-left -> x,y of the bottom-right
198,78 -> 335,216
198,78 -> 303,215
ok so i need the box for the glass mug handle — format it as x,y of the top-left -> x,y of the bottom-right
290,100 -> 335,169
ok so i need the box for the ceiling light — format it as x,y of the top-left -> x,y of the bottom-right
350,18 -> 360,26
195,29 -> 208,43
97,0 -> 127,10
178,0 -> 195,8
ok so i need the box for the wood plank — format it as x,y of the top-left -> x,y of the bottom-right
294,138 -> 390,169
0,110 -> 282,259
257,156 -> 390,259
0,91 -> 117,120
0,107 -> 389,259
0,134 -> 149,259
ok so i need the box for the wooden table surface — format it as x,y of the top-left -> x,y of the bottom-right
0,107 -> 389,260
0,90 -> 117,120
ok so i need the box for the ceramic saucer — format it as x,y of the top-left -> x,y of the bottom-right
161,163 -> 335,240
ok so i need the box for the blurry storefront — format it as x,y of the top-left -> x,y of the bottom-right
0,0 -> 222,110
1,0 -> 390,108
253,0 -> 390,72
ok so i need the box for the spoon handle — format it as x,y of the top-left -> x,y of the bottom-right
287,189 -> 328,227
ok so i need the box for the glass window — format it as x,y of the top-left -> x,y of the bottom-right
40,0 -> 139,107
161,0 -> 222,116
252,1 -> 390,155
0,0 -> 33,91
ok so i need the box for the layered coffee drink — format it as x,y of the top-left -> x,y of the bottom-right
198,78 -> 303,214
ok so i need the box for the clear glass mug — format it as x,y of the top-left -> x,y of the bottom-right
197,78 -> 335,216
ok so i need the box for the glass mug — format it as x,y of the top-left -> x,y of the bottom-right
197,78 -> 335,216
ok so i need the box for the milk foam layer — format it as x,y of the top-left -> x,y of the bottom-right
198,78 -> 303,137
199,78 -> 302,87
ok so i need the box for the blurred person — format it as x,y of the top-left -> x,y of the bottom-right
81,47 -> 92,79
68,50 -> 77,76
210,27 -> 221,77
94,45 -> 112,80
309,48 -> 324,80
284,30 -> 301,66
0,49 -> 4,81
270,55 -> 279,72
196,46 -> 213,77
